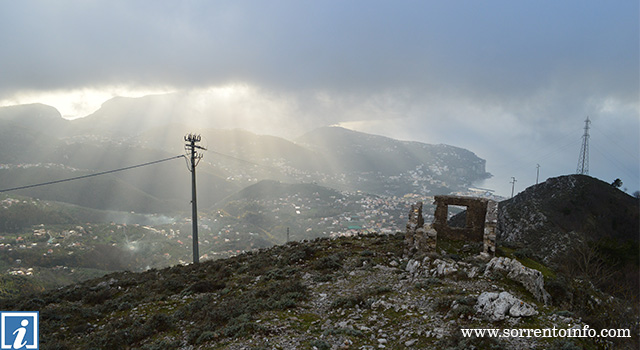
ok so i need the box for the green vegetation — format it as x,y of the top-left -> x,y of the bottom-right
498,246 -> 556,279
0,231 -> 636,349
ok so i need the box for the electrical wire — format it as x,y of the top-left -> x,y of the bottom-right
592,126 -> 638,161
591,143 -> 638,181
207,149 -> 281,172
0,155 -> 185,193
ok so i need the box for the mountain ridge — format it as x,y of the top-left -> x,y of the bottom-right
0,102 -> 491,209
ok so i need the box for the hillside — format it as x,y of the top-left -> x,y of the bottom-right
0,102 -> 491,214
0,103 -> 69,134
221,180 -> 344,204
139,127 -> 329,173
497,174 -> 639,302
0,180 -> 410,295
498,174 -> 639,262
67,95 -> 188,137
65,97 -> 492,195
2,233 -> 636,349
0,193 -> 175,232
298,126 -> 490,194
210,179 -> 412,246
0,104 -> 238,214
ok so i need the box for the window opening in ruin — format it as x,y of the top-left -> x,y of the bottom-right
447,205 -> 468,228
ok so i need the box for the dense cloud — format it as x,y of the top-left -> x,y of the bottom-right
2,2 -> 637,97
0,1 -> 638,195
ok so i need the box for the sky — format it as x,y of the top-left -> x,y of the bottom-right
0,1 -> 638,197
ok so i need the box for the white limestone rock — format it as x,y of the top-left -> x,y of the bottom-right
406,259 -> 421,275
430,259 -> 458,277
475,291 -> 538,321
484,256 -> 550,304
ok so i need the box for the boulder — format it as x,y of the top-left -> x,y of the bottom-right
484,257 -> 550,304
430,259 -> 458,277
475,291 -> 537,321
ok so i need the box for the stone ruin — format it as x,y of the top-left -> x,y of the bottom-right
404,202 -> 437,256
405,196 -> 498,257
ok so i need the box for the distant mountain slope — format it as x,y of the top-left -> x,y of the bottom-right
221,179 -> 343,204
66,95 -> 491,194
298,126 -> 490,188
0,103 -> 68,133
0,167 -> 180,214
217,180 -> 349,244
68,95 -> 187,137
0,104 -> 239,214
0,144 -> 237,214
138,126 -> 329,174
0,101 -> 492,211
0,121 -> 62,164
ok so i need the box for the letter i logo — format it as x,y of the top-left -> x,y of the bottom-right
0,312 -> 39,350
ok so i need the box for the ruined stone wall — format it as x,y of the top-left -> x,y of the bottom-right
432,196 -> 488,242
405,196 -> 498,257
483,200 -> 498,255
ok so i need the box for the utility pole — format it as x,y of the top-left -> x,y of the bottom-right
185,134 -> 206,264
536,164 -> 540,185
286,227 -> 290,243
510,177 -> 517,198
576,116 -> 591,175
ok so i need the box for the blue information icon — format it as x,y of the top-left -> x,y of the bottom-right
1,312 -> 39,350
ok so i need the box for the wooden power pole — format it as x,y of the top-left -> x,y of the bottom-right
185,134 -> 206,264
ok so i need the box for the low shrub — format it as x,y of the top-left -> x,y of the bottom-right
323,327 -> 364,337
414,277 -> 442,290
331,295 -> 365,309
549,339 -> 581,350
450,305 -> 474,319
310,339 -> 331,350
186,280 -> 226,294
313,254 -> 343,271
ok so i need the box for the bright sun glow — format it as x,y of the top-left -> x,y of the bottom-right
0,86 -> 176,119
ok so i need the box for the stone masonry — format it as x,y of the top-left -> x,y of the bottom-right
405,196 -> 498,256
483,199 -> 498,255
432,195 -> 488,241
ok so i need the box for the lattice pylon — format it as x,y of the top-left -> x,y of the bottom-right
576,117 -> 590,175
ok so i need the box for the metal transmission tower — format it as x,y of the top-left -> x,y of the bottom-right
184,134 -> 206,264
576,117 -> 591,175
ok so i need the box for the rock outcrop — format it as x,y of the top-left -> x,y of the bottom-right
475,291 -> 538,321
484,256 -> 550,304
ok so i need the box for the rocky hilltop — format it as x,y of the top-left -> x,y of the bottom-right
497,175 -> 639,300
498,175 -> 638,260
2,230 -> 637,349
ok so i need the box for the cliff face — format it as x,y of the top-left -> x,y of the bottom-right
497,174 -> 639,264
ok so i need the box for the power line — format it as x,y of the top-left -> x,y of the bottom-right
207,149 -> 281,172
0,155 -> 185,193
207,149 -> 372,194
592,126 -> 638,161
591,143 -> 637,181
